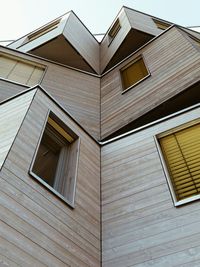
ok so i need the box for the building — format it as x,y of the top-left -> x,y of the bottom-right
0,6 -> 200,267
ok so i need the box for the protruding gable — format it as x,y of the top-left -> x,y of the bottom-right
8,12 -> 100,74
100,7 -> 172,73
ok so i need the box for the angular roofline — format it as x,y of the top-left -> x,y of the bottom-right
100,5 -> 180,44
101,23 -> 200,76
2,22 -> 198,79
124,5 -> 200,36
5,6 -> 200,75
7,11 -> 71,47
123,6 -> 175,25
100,6 -> 125,44
8,10 -> 99,47
0,45 -> 100,78
101,24 -> 175,76
70,10 -> 99,44
6,6 -> 200,49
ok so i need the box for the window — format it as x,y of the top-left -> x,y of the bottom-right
108,18 -> 121,43
158,123 -> 200,206
153,18 -> 170,30
0,53 -> 45,86
30,113 -> 80,207
121,56 -> 149,91
27,19 -> 60,43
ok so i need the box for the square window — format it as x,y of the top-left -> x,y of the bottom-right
157,122 -> 200,206
30,112 -> 80,207
27,19 -> 60,43
121,56 -> 149,91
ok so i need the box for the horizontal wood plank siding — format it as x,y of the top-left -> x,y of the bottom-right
101,27 -> 200,139
0,89 -> 100,266
0,79 -> 28,101
125,7 -> 163,36
102,106 -> 200,267
0,47 -> 100,141
63,12 -> 100,74
0,90 -> 35,169
41,63 -> 100,141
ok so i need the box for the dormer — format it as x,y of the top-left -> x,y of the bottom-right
100,7 -> 172,73
8,12 -> 100,74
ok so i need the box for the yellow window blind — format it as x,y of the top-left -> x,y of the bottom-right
121,57 -> 149,90
0,54 -> 44,86
159,123 -> 200,201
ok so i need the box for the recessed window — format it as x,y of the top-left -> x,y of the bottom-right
28,19 -> 60,42
158,123 -> 200,206
0,53 -> 45,86
153,18 -> 170,30
121,56 -> 149,91
108,18 -> 121,43
30,113 -> 80,207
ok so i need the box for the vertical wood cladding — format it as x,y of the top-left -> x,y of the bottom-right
102,106 -> 200,267
101,27 -> 200,139
0,89 -> 100,266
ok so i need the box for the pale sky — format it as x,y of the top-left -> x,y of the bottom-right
0,0 -> 200,44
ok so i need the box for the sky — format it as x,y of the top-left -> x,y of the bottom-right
0,0 -> 200,44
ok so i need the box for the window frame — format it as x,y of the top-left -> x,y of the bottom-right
108,18 -> 121,45
155,118 -> 200,207
27,19 -> 61,43
152,18 -> 171,30
0,52 -> 46,86
120,55 -> 150,94
29,110 -> 80,208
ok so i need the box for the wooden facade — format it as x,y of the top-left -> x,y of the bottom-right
101,26 -> 200,139
0,6 -> 200,267
0,46 -> 100,141
101,106 -> 200,267
0,87 -> 101,266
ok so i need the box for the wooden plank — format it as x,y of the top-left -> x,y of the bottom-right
1,167 -> 100,250
0,90 -> 35,169
0,253 -> 20,267
101,27 -> 200,139
0,79 -> 27,102
100,8 -> 131,72
0,46 -> 100,141
63,12 -> 100,73
102,106 -> 200,267
0,237 -> 45,267
0,221 -> 67,267
0,197 -> 96,267
41,62 -> 100,140
0,89 -> 101,266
